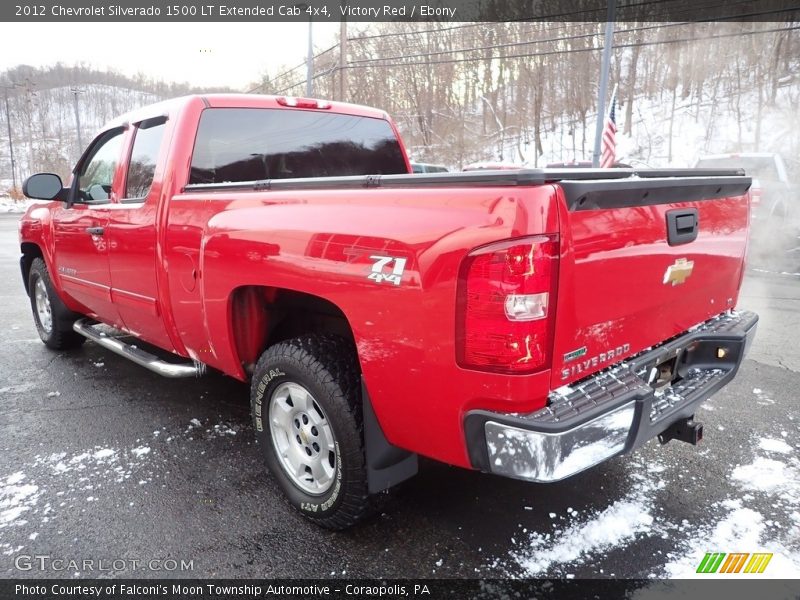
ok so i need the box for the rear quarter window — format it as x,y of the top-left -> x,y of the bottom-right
189,108 -> 408,184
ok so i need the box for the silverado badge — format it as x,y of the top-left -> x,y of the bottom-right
663,258 -> 694,286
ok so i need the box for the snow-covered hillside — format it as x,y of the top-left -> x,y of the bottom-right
501,80 -> 800,173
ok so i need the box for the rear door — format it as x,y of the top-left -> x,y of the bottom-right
52,128 -> 126,325
550,173 -> 751,387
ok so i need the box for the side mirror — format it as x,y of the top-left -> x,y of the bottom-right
22,173 -> 67,201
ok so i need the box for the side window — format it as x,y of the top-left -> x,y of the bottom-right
77,130 -> 125,203
125,120 -> 166,200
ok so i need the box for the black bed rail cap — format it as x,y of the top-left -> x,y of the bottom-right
182,167 -> 750,194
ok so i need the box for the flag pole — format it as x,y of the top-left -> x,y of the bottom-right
592,0 -> 616,168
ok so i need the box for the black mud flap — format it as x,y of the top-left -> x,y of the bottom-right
362,378 -> 418,494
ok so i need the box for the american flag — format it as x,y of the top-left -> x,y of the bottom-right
600,90 -> 617,168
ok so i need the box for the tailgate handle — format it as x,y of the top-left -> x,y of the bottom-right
666,209 -> 698,246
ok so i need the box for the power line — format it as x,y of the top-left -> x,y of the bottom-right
271,65 -> 340,96
340,24 -> 799,70
344,2 -> 623,41
343,0 -> 765,42
247,43 -> 339,94
349,22 -> 503,42
348,25 -> 606,65
257,1 -> 793,94
347,27 -> 601,65
264,20 -> 796,96
346,2 -> 791,65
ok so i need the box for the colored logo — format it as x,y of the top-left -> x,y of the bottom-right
696,552 -> 773,574
663,258 -> 694,286
563,346 -> 587,363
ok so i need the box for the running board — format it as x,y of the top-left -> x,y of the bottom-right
72,319 -> 205,378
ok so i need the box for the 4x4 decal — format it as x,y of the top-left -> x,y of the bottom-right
368,255 -> 407,286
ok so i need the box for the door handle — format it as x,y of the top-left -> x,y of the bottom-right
85,227 -> 105,236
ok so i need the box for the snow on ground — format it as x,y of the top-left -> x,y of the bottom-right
759,438 -> 795,455
661,502 -> 800,578
212,423 -> 238,437
753,387 -> 776,406
0,197 -> 46,214
503,423 -> 800,578
513,493 -> 656,574
185,417 -> 240,438
0,472 -> 40,530
0,418 -> 243,558
0,446 -> 149,556
659,429 -> 800,578
511,80 -> 800,171
508,461 -> 666,577
752,268 -> 800,278
0,196 -> 24,213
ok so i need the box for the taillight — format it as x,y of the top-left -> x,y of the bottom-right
456,235 -> 559,374
750,186 -> 761,206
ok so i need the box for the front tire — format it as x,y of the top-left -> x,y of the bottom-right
28,258 -> 85,350
250,335 -> 373,529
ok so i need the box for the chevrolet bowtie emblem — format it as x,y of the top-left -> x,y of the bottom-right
663,258 -> 694,286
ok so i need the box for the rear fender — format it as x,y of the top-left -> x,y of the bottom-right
195,189 -> 559,468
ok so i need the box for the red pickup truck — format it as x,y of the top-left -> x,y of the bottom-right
19,94 -> 757,529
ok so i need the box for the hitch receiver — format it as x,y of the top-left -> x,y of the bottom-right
658,417 -> 703,446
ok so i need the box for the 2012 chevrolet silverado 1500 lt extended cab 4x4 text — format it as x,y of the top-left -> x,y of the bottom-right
19,94 -> 757,528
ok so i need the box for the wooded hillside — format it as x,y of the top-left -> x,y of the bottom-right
261,20 -> 800,170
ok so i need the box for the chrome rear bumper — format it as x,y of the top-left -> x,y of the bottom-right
464,310 -> 758,482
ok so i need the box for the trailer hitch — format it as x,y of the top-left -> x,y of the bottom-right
658,417 -> 704,446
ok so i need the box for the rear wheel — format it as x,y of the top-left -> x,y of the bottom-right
28,258 -> 85,350
250,334 -> 374,529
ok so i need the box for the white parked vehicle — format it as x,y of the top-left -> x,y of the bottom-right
694,153 -> 795,224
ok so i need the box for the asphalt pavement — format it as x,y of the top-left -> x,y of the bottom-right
1,213 -> 799,579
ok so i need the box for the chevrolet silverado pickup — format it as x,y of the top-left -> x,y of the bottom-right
19,94 -> 757,529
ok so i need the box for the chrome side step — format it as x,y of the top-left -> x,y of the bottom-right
73,319 -> 205,378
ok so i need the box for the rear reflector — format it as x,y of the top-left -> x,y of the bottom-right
457,235 -> 559,374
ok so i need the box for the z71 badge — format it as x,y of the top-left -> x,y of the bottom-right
368,255 -> 407,286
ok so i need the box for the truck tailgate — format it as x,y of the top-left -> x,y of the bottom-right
551,175 -> 751,387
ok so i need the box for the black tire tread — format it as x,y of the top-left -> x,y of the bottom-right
28,258 -> 85,350
251,334 -> 375,530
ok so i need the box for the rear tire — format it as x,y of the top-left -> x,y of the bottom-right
28,258 -> 85,350
250,334 -> 374,529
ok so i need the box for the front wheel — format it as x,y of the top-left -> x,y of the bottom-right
250,335 -> 374,529
28,258 -> 85,350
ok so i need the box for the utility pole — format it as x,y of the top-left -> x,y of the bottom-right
306,17 -> 313,97
592,0 -> 616,167
70,87 -> 83,154
339,18 -> 347,101
3,87 -> 17,191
